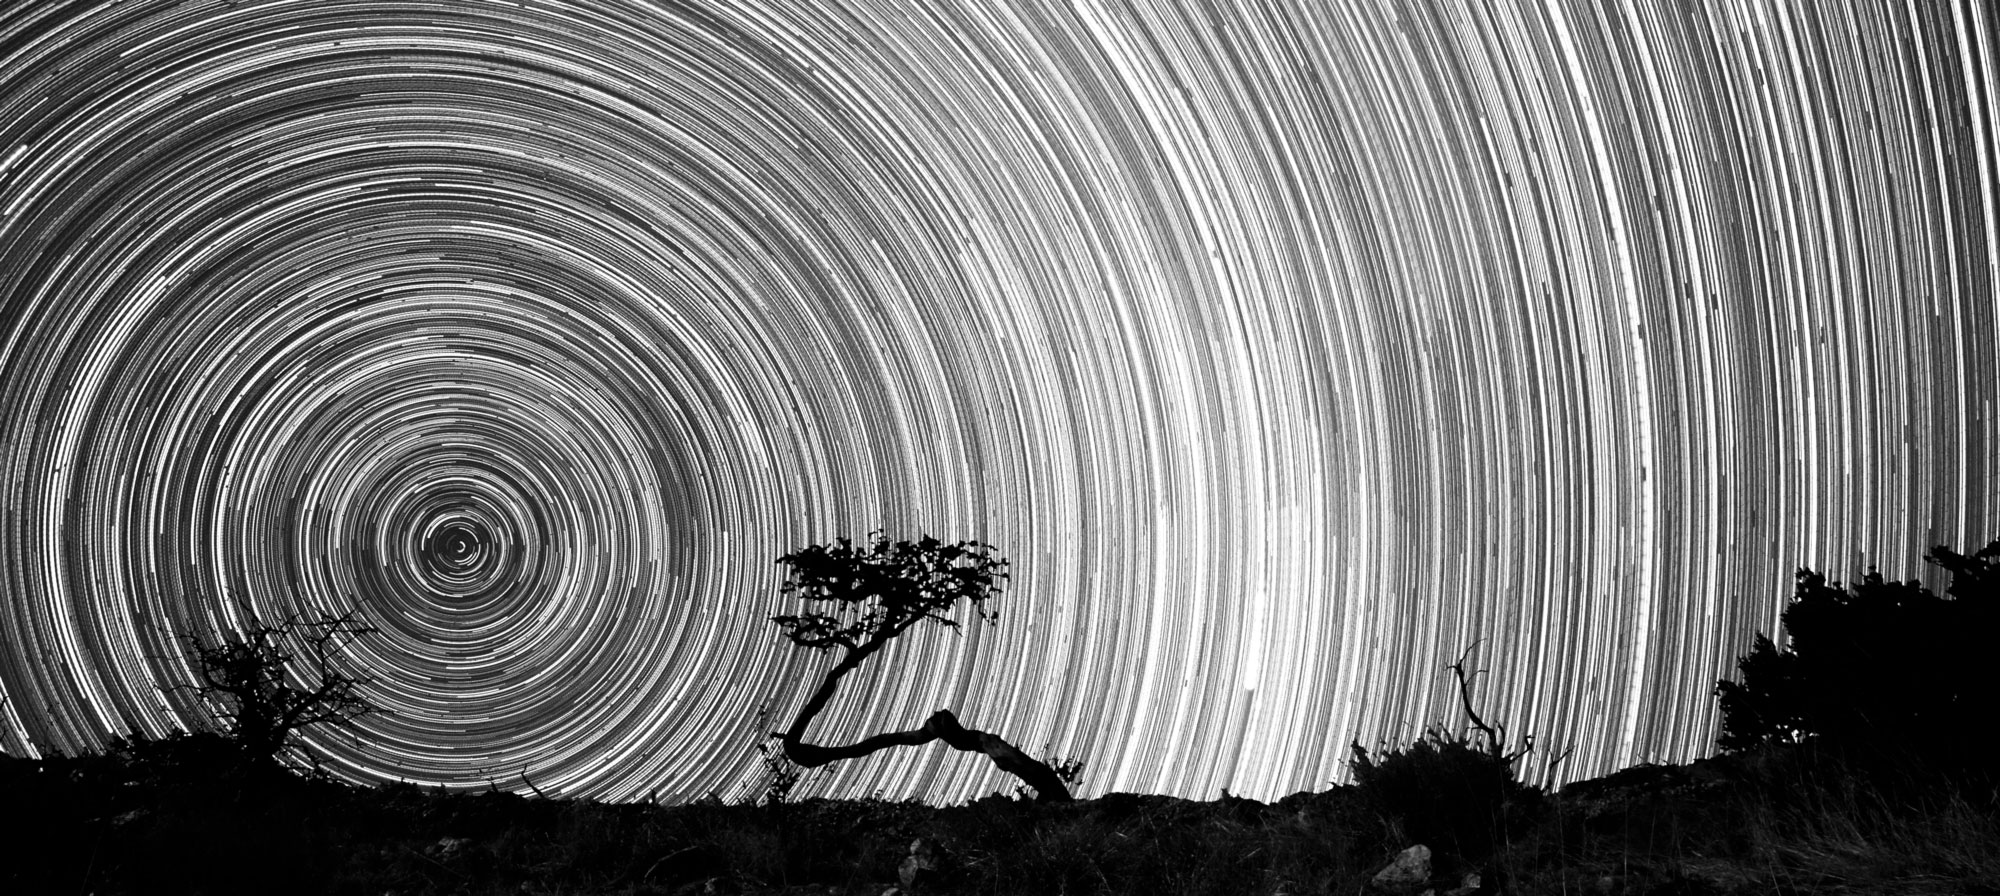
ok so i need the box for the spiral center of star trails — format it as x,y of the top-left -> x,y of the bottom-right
417,510 -> 505,598
432,522 -> 483,567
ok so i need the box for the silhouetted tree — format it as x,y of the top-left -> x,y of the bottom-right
171,610 -> 380,764
770,533 -> 1073,801
1715,538 -> 2000,775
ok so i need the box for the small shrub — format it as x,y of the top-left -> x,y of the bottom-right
1350,727 -> 1543,859
1349,649 -> 1550,860
1015,751 -> 1086,800
750,738 -> 804,806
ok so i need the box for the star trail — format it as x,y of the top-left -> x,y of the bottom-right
1,0 -> 1995,803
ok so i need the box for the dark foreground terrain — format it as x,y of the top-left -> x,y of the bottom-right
2,735 -> 1995,896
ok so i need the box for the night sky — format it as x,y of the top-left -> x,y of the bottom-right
1,0 -> 1995,803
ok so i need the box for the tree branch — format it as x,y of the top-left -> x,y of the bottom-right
1449,643 -> 1533,763
781,709 -> 1072,801
1447,647 -> 1500,757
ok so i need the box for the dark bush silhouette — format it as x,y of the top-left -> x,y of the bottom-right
1349,652 -> 1549,859
170,609 -> 381,764
1714,538 -> 2000,778
771,532 -> 1074,801
107,728 -> 258,783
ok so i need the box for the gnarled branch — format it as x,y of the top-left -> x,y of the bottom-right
1448,643 -> 1533,764
782,709 -> 1072,801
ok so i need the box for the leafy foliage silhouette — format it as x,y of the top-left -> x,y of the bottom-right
771,532 -> 1073,801
1714,538 -> 2000,778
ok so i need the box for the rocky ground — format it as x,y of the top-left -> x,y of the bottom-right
2,736 -> 1995,896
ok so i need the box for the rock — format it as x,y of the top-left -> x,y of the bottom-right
1444,871 -> 1482,896
1371,844 -> 1432,893
668,879 -> 732,896
899,838 -> 944,891
427,836 -> 471,860
1216,788 -> 1271,822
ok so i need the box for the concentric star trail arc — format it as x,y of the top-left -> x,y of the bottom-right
1,0 -> 1995,803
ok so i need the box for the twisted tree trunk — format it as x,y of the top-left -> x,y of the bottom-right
780,643 -> 1073,801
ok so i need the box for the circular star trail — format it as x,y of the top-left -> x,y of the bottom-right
2,0 -> 1996,802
